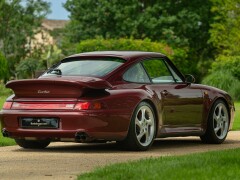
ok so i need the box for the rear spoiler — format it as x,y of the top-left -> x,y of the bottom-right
6,77 -> 113,98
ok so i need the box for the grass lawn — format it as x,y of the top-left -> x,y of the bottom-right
0,94 -> 16,146
232,102 -> 240,130
78,148 -> 240,179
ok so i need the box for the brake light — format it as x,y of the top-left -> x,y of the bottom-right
74,102 -> 91,110
74,102 -> 103,110
3,102 -> 13,109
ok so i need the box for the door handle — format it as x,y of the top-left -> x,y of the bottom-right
161,90 -> 169,96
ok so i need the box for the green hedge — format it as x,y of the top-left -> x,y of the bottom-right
202,55 -> 240,101
76,38 -> 189,74
211,55 -> 240,80
202,70 -> 240,101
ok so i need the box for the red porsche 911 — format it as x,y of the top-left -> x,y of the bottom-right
0,51 -> 235,151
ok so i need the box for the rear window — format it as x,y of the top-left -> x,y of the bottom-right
42,58 -> 125,77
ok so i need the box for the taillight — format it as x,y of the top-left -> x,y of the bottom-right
2,102 -> 13,109
74,102 -> 103,110
74,102 -> 91,110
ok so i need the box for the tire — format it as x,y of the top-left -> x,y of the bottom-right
200,99 -> 229,144
119,102 -> 156,151
15,139 -> 51,149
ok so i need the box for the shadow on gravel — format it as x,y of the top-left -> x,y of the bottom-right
13,137 -> 205,154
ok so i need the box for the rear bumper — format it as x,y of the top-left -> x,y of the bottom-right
0,109 -> 131,141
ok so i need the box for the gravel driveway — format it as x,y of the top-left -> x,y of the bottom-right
1,131 -> 240,180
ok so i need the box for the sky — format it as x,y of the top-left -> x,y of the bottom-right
46,0 -> 69,20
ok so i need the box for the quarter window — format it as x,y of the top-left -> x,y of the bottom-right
142,59 -> 175,83
123,63 -> 150,83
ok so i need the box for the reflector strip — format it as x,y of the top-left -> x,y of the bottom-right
11,102 -> 75,110
8,101 -> 104,110
3,102 -> 13,109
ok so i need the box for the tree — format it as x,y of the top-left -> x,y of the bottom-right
0,0 -> 50,79
0,52 -> 9,80
209,0 -> 240,57
16,57 -> 39,79
76,38 -> 189,73
63,0 -> 214,80
44,45 -> 64,68
202,0 -> 240,99
64,1 -> 210,47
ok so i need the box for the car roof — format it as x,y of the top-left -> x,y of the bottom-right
65,51 -> 167,61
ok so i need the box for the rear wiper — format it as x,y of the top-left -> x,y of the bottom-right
47,69 -> 62,75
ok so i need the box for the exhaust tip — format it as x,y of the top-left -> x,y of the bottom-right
75,132 -> 89,142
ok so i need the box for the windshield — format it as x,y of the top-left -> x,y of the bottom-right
42,58 -> 125,77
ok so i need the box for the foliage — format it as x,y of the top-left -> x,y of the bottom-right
204,0 -> 240,99
16,57 -> 40,79
0,83 -> 12,96
211,55 -> 240,80
76,38 -> 189,74
64,0 -> 211,47
64,0 -> 214,79
202,70 -> 240,100
43,45 -> 64,68
79,148 -> 240,179
0,0 -> 50,79
209,0 -> 240,56
15,45 -> 63,79
0,52 -> 9,80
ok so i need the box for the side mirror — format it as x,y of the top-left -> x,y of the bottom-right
185,74 -> 195,84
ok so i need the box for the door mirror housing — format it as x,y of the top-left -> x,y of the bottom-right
185,74 -> 195,84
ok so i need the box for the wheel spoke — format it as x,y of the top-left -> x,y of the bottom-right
145,129 -> 149,142
220,125 -> 224,136
137,130 -> 145,141
141,109 -> 146,121
214,126 -> 220,134
213,112 -> 218,121
135,118 -> 142,129
212,102 -> 229,140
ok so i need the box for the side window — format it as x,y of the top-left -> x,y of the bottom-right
142,59 -> 174,83
165,62 -> 183,83
123,63 -> 150,83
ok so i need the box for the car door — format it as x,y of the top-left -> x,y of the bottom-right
142,58 -> 204,133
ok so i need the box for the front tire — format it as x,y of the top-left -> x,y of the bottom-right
15,139 -> 50,149
200,100 -> 229,144
119,102 -> 156,151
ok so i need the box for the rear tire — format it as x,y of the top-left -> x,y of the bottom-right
15,139 -> 50,149
200,100 -> 229,144
119,102 -> 156,151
